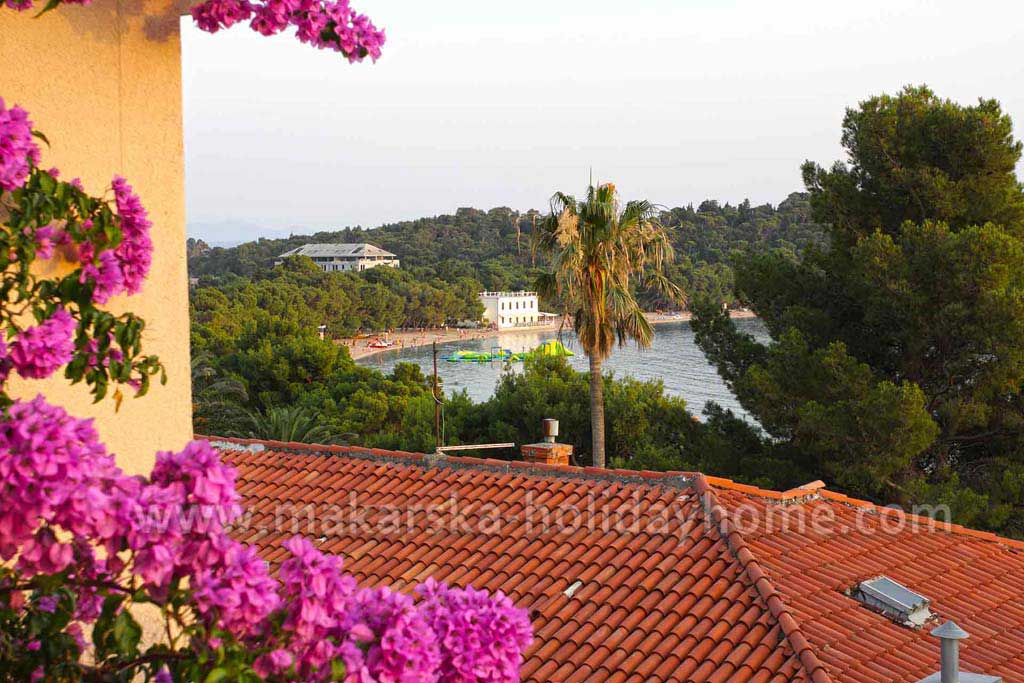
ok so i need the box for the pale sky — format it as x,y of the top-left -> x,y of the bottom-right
181,0 -> 1024,243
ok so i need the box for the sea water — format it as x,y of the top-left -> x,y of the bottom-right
356,318 -> 770,421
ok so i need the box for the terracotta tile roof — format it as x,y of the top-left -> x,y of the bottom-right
210,437 -> 1024,683
708,477 -> 1024,683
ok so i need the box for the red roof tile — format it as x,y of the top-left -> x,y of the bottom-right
210,437 -> 1024,683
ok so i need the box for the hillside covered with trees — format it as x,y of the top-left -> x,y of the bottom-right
187,193 -> 826,331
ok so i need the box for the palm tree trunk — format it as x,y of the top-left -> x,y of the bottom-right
589,355 -> 606,468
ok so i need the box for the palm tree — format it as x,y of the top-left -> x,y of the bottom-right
245,405 -> 355,445
191,353 -> 251,435
191,353 -> 249,403
535,183 -> 681,468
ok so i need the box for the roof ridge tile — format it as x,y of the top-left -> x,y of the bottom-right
693,474 -> 834,683
200,435 -> 698,488
813,490 -> 1024,552
702,467 -> 1024,553
210,434 -> 1024,554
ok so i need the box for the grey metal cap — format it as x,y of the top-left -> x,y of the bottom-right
932,621 -> 970,640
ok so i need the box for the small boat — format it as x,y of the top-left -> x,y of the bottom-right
368,338 -> 395,349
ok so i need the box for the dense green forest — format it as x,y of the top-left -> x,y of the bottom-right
188,192 -> 826,331
189,194 -> 824,286
191,257 -> 484,337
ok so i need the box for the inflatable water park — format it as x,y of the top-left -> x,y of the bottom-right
442,339 -> 575,363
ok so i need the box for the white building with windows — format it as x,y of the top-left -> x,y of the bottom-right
479,291 -> 540,329
275,243 -> 400,272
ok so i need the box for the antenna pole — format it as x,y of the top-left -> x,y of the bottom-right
433,340 -> 441,450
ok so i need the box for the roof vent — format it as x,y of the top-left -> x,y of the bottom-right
850,576 -> 933,627
563,580 -> 583,598
914,621 -> 1002,683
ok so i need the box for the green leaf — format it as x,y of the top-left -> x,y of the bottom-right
38,172 -> 56,194
92,594 -> 126,659
204,668 -> 228,683
33,0 -> 62,16
113,608 -> 141,657
31,130 -> 51,147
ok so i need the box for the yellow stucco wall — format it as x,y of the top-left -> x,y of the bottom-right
0,0 -> 192,475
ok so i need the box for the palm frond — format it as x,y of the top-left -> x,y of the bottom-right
245,405 -> 349,445
536,182 -> 683,360
534,271 -> 559,301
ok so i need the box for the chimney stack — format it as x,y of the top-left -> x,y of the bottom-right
521,419 -> 572,466
542,418 -> 559,443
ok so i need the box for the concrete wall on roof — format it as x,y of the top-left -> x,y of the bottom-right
0,0 -> 192,475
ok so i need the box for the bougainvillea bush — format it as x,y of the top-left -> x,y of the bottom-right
7,0 -> 385,63
0,94 -> 529,683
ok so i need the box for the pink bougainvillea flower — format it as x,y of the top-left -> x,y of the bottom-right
33,224 -> 57,260
253,648 -> 294,677
2,0 -> 34,12
111,176 -> 153,295
83,333 -> 123,370
36,595 -> 58,613
9,308 -> 76,380
190,0 -> 384,61
190,0 -> 254,32
65,622 -> 87,650
0,98 -> 39,191
418,578 -> 534,683
80,249 -> 126,304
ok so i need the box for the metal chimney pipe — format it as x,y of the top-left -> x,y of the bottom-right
932,621 -> 970,683
542,418 -> 559,444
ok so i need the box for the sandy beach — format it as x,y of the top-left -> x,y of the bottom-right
342,310 -> 756,361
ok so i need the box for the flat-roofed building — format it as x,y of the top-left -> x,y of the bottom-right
479,290 -> 539,328
275,243 -> 399,272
